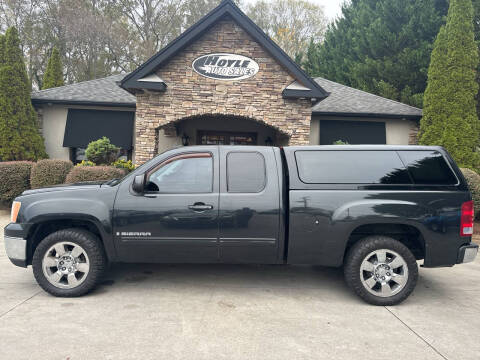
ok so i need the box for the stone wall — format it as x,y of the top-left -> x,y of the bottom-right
135,17 -> 312,163
408,121 -> 420,145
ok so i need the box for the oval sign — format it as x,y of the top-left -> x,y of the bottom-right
192,53 -> 259,81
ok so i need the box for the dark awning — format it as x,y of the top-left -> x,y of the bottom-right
63,109 -> 134,149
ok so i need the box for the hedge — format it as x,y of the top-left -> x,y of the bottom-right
66,166 -> 126,183
30,159 -> 73,189
461,168 -> 480,219
0,161 -> 33,204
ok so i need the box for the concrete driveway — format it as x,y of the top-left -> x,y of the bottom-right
1,212 -> 479,360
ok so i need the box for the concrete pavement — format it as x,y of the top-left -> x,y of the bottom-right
1,212 -> 479,360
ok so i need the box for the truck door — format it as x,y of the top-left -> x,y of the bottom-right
113,147 -> 220,263
218,147 -> 281,263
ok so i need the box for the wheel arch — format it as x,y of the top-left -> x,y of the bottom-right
343,222 -> 425,263
26,217 -> 114,265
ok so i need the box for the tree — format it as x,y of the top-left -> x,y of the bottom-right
42,46 -> 64,89
419,0 -> 479,168
305,0 -> 448,108
0,27 -> 47,161
246,0 -> 327,60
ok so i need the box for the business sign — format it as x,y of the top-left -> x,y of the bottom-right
192,53 -> 259,81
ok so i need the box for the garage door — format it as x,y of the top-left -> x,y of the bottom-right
320,120 -> 386,145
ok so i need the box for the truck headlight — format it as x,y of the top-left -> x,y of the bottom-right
10,201 -> 21,223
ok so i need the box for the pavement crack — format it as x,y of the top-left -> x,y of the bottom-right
0,290 -> 42,319
384,306 -> 448,360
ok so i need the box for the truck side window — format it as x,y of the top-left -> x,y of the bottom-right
397,151 -> 458,185
146,153 -> 213,193
227,152 -> 266,192
295,150 -> 411,184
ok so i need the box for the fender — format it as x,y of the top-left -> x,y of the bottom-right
8,184 -> 119,263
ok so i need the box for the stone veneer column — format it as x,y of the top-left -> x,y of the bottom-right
134,108 -> 157,164
408,122 -> 420,145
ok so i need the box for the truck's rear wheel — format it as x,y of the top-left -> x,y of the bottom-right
32,229 -> 107,297
344,235 -> 418,306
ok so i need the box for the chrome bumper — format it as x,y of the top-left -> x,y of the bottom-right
457,244 -> 478,264
4,236 -> 27,262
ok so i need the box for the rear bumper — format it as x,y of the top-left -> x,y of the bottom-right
456,243 -> 478,264
4,223 -> 30,267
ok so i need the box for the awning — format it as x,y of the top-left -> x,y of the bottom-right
63,109 -> 134,149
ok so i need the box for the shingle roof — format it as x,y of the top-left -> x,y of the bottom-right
30,74 -> 423,118
312,77 -> 422,118
31,74 -> 136,107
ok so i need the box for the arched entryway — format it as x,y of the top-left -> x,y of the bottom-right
156,114 -> 290,154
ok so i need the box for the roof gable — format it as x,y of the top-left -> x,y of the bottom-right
120,0 -> 327,100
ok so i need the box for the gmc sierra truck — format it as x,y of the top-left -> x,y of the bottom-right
4,145 -> 478,305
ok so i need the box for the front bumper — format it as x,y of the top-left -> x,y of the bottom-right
457,243 -> 479,264
4,223 -> 30,267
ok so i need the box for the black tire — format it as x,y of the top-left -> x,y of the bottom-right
344,235 -> 418,306
32,228 -> 107,297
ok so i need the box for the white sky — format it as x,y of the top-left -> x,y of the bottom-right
312,0 -> 345,20
243,0 -> 345,21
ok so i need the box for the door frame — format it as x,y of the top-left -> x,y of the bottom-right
196,130 -> 257,145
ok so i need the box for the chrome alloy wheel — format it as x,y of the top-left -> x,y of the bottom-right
359,249 -> 409,298
42,242 -> 90,289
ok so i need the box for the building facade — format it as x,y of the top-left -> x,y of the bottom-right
31,0 -> 422,164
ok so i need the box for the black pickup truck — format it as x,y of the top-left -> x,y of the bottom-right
4,145 -> 478,305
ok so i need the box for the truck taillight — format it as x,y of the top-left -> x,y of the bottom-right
460,200 -> 474,236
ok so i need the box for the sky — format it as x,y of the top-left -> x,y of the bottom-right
314,0 -> 345,20
243,0 -> 345,21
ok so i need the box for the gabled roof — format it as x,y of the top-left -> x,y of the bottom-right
312,77 -> 422,119
31,74 -> 422,119
31,74 -> 136,108
120,0 -> 328,101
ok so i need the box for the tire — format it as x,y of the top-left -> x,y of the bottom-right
32,228 -> 107,297
344,235 -> 418,306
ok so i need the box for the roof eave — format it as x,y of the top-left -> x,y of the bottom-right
312,111 -> 422,120
31,98 -> 136,108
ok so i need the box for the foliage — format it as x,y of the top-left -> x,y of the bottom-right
76,160 -> 96,167
461,168 -> 480,219
85,137 -> 120,165
42,46 -> 64,89
333,139 -> 349,145
112,158 -> 135,172
303,0 -> 449,107
246,0 -> 327,60
0,161 -> 33,204
65,166 -> 126,183
0,34 -> 4,65
0,27 -> 47,161
419,0 -> 480,168
30,159 -> 73,189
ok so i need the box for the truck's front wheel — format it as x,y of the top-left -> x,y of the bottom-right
344,236 -> 418,306
32,229 -> 107,297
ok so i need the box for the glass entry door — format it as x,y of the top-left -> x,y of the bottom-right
197,131 -> 257,145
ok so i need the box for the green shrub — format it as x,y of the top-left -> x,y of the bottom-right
461,168 -> 480,219
65,166 -> 126,183
85,137 -> 120,165
333,139 -> 349,145
30,159 -> 73,189
76,160 -> 96,167
0,161 -> 33,204
112,159 -> 135,172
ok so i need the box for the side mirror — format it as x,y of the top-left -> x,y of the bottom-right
132,174 -> 145,194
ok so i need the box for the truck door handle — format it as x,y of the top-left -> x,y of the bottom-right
188,203 -> 213,211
